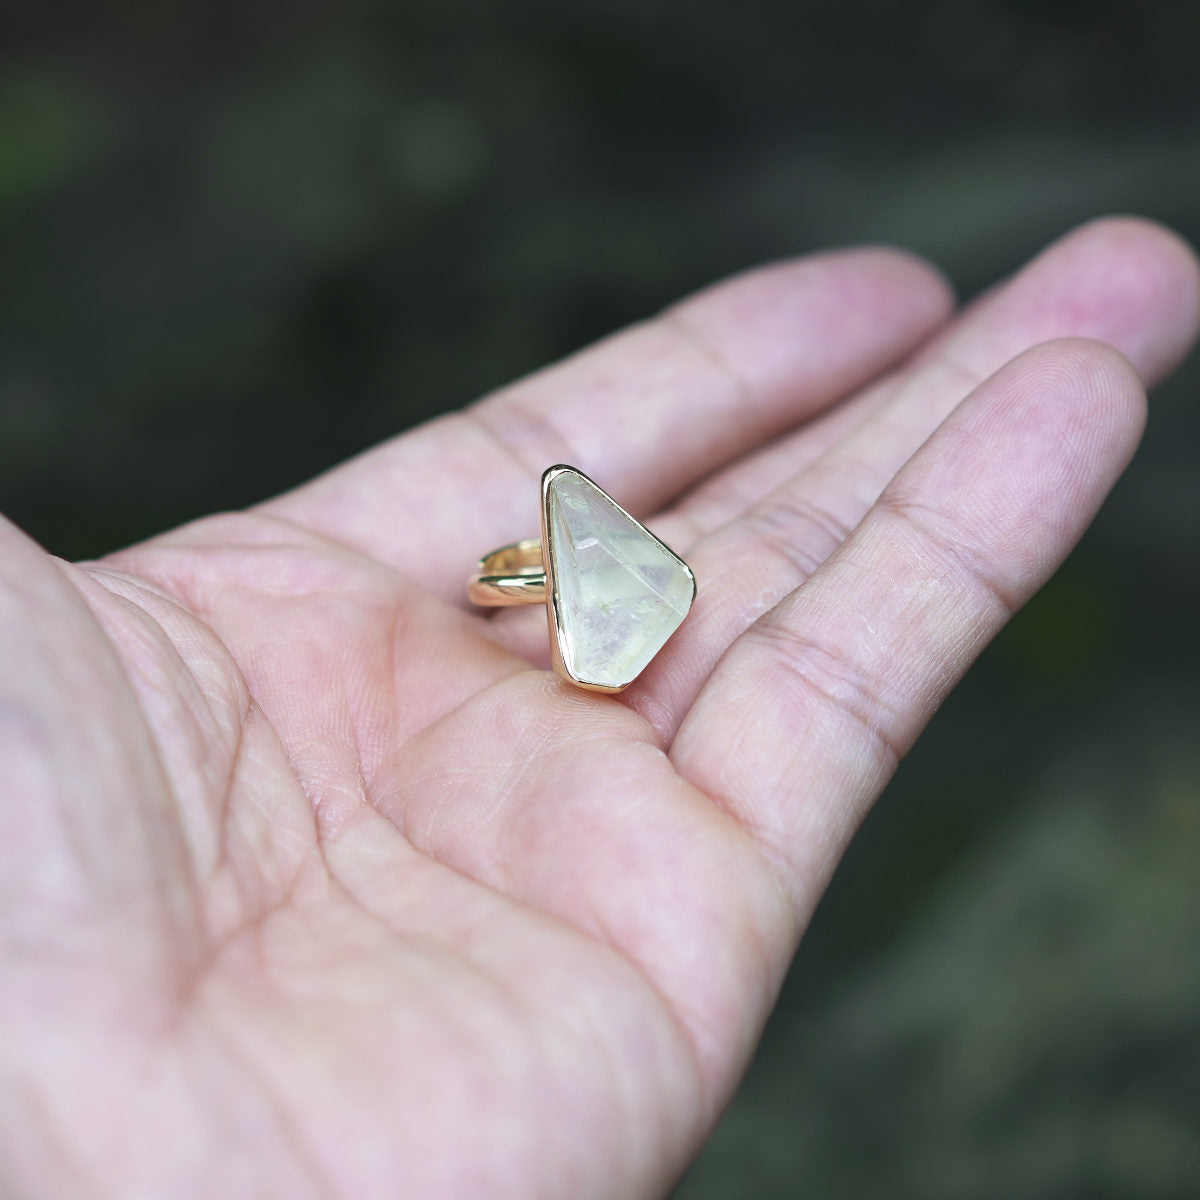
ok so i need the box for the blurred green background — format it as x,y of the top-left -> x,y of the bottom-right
2,2 -> 1198,1196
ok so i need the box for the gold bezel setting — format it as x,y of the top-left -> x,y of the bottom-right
469,464 -> 697,693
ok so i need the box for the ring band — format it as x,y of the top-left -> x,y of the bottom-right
468,465 -> 697,693
466,539 -> 548,606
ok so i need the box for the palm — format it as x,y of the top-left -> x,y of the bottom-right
2,218 -> 1197,1199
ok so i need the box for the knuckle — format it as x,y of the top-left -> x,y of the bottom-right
878,491 -> 1021,618
741,492 -> 853,583
744,619 -> 907,769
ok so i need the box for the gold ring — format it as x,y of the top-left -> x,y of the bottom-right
468,465 -> 697,693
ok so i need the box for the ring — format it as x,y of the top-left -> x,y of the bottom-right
468,464 -> 697,693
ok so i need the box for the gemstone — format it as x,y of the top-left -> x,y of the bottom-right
543,466 -> 696,691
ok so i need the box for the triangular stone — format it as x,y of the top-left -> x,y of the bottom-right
543,467 -> 696,690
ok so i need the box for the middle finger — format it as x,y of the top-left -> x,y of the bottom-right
630,217 -> 1200,737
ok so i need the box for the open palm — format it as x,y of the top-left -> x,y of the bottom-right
2,218 -> 1197,1199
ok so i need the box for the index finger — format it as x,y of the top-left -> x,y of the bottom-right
256,249 -> 952,603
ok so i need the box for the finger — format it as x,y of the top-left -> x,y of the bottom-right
662,215 -> 1200,543
0,516 -> 197,961
670,338 -> 1146,916
258,249 -> 952,603
629,216 -> 1200,733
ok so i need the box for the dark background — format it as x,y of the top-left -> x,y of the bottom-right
2,2 -> 1198,1196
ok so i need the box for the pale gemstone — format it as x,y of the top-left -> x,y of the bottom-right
545,469 -> 695,689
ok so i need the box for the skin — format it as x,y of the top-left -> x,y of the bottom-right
0,216 -> 1197,1199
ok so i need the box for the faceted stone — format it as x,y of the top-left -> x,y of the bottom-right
544,467 -> 695,690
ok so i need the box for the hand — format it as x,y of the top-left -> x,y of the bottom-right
2,217 -> 1196,1199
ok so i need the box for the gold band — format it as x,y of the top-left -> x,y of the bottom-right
466,539 -> 548,606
